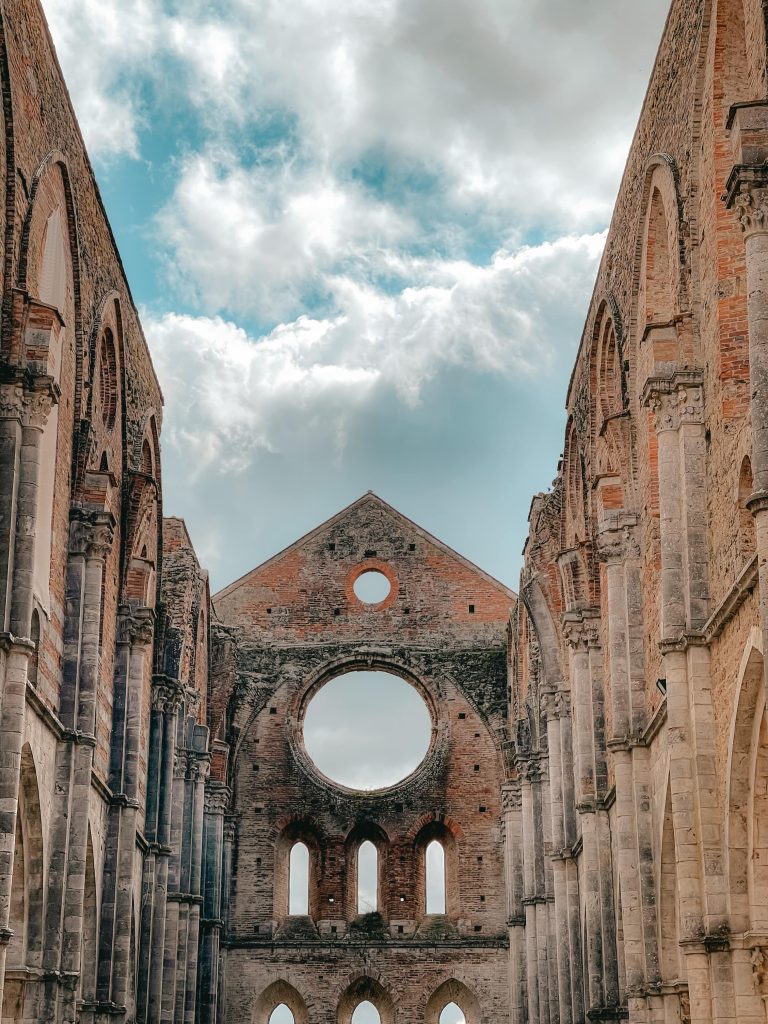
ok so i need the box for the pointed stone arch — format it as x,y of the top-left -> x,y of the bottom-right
425,978 -> 482,1024
253,980 -> 309,1024
336,975 -> 395,1024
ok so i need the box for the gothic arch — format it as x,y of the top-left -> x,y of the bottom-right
724,628 -> 766,933
658,781 -> 683,985
336,976 -> 395,1024
81,824 -> 98,1002
253,980 -> 309,1024
425,979 -> 482,1024
274,820 -> 323,922
413,819 -> 460,921
344,822 -> 389,921
520,575 -> 565,687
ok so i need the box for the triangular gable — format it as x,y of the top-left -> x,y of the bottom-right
213,491 -> 516,603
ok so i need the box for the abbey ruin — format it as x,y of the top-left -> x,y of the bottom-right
1,0 -> 768,1021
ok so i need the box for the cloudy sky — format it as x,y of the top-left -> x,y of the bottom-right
42,0 -> 670,593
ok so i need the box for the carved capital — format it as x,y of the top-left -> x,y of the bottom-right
118,606 -> 155,647
752,946 -> 768,1000
0,382 -> 24,420
554,690 -> 571,719
540,689 -> 558,722
69,511 -> 115,561
22,380 -> 57,430
641,370 -> 705,434
151,680 -> 183,713
724,164 -> 768,238
597,514 -> 640,563
562,612 -> 601,651
205,784 -> 232,815
501,783 -> 522,814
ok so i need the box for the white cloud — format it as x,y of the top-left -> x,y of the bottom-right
146,231 -> 604,470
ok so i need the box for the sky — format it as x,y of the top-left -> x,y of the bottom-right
41,0 -> 672,596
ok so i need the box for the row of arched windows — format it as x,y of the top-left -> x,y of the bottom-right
268,999 -> 467,1023
288,838 -> 447,916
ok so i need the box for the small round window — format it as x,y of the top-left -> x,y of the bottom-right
353,570 -> 391,604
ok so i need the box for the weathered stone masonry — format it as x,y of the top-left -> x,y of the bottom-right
4,0 -> 768,1022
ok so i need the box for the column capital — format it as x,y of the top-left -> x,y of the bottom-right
596,513 -> 640,563
150,679 -> 184,713
641,369 -> 704,433
205,783 -> 232,815
554,689 -> 571,718
501,782 -> 522,814
69,510 -> 116,561
22,376 -> 58,430
0,380 -> 24,421
724,163 -> 768,238
561,609 -> 601,650
117,605 -> 155,647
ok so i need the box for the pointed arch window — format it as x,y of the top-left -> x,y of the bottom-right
269,1006 -> 295,1024
357,840 -> 378,913
439,1003 -> 466,1024
426,839 -> 446,914
288,842 -> 309,915
351,1001 -> 381,1024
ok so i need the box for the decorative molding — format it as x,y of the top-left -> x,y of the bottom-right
641,369 -> 705,433
724,163 -> 768,237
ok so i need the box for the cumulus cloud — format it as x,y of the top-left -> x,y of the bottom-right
146,231 -> 604,470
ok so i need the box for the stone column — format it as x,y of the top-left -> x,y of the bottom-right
521,759 -> 542,1024
137,680 -> 182,1024
544,690 -> 573,1024
198,783 -> 229,1024
45,512 -> 115,1024
724,158 -> 768,1024
599,516 -> 659,1023
642,373 -> 723,1024
96,607 -> 154,1022
727,170 -> 768,679
0,381 -> 54,1019
563,612 -> 620,1020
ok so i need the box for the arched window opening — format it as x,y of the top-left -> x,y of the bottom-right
81,832 -> 98,1002
7,816 -> 25,968
141,438 -> 153,476
99,328 -> 118,430
289,842 -> 309,916
269,1005 -> 295,1024
426,839 -> 446,914
357,841 -> 378,914
29,610 -> 40,687
439,1003 -> 466,1024
644,188 -> 674,325
99,451 -> 110,473
33,207 -> 68,610
738,456 -> 756,564
351,1001 -> 381,1024
39,206 -> 67,313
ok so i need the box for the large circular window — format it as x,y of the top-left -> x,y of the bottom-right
302,670 -> 432,791
353,569 -> 392,604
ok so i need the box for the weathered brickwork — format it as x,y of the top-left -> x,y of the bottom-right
3,0 -> 768,1023
211,495 -> 515,1021
512,1 -> 768,1022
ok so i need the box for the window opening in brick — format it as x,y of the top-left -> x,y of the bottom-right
426,839 -> 446,914
357,840 -> 378,913
269,1005 -> 295,1024
303,670 -> 431,790
288,842 -> 309,915
351,1001 -> 380,1024
409,543 -> 416,551
353,569 -> 391,604
468,604 -> 475,613
440,1003 -> 466,1024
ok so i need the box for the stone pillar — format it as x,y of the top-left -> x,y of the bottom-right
96,607 -> 154,1022
727,169 -> 768,680
563,611 -> 620,1020
0,381 -> 54,1019
521,760 -> 542,1024
198,783 -> 229,1024
599,516 -> 659,1023
544,690 -> 573,1024
137,681 -> 182,1024
642,372 -> 724,1024
724,156 -> 768,1024
44,512 -> 116,1024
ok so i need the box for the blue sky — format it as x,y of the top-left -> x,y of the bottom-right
43,0 -> 671,593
